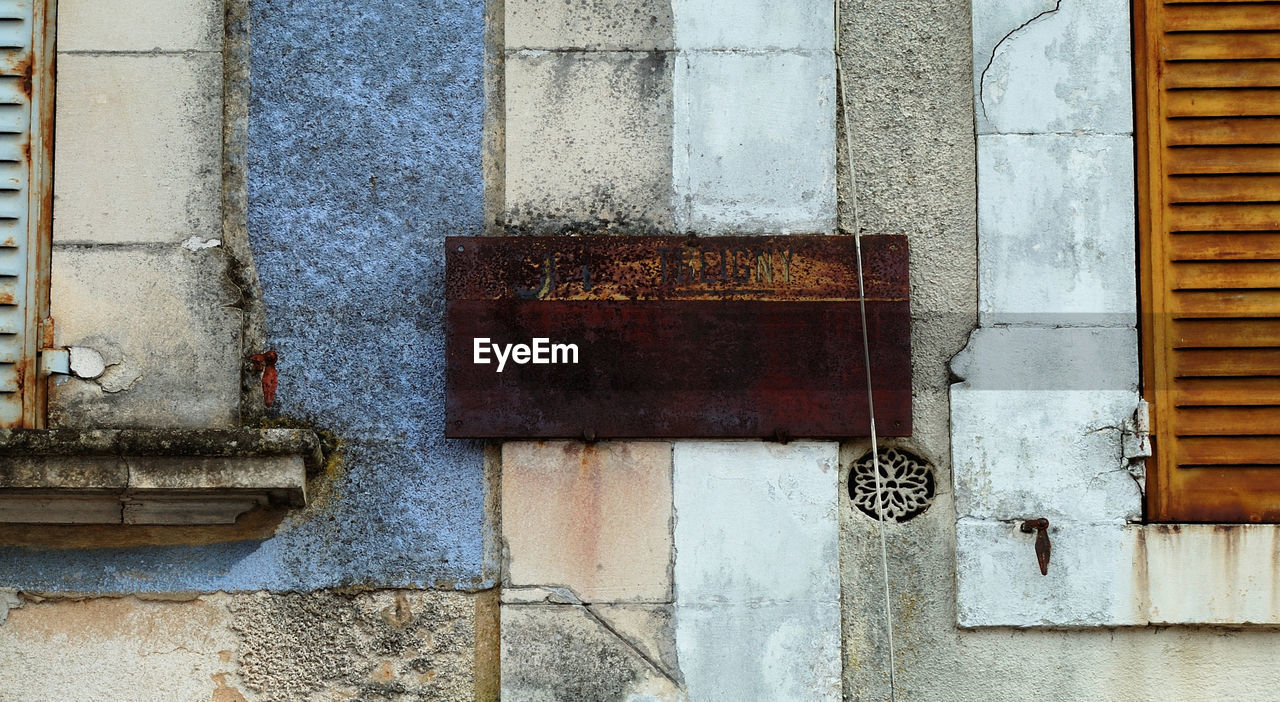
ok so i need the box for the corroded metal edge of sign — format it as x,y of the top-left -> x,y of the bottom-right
447,235 -> 907,302
445,235 -> 911,440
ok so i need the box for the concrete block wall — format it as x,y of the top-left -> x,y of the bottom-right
495,1 -> 844,699
500,0 -> 834,234
835,0 -> 1280,696
499,441 -> 840,700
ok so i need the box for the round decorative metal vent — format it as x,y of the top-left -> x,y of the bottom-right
848,447 -> 935,522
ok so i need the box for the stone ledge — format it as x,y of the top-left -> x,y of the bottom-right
0,429 -> 320,525
957,519 -> 1280,627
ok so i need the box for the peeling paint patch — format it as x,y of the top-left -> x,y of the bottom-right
181,235 -> 222,251
0,589 -> 20,625
68,346 -> 106,379
210,672 -> 249,702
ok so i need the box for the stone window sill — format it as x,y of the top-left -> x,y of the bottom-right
0,428 -> 320,525
957,519 -> 1280,627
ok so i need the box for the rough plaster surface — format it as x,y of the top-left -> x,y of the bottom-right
673,441 -> 841,701
836,0 -> 979,695
229,589 -> 478,701
0,0 -> 491,592
0,590 -> 480,701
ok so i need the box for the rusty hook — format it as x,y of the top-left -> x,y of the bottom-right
1019,518 -> 1051,576
250,350 -> 279,407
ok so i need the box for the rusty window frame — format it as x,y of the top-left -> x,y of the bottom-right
0,0 -> 55,429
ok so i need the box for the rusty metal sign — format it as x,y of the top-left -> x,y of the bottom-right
445,235 -> 911,439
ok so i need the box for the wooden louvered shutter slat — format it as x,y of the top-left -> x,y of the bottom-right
1139,0 -> 1280,521
1167,118 -> 1280,145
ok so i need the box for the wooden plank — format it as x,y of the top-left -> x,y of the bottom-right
1166,0 -> 1280,5
1166,61 -> 1280,89
1167,88 -> 1280,117
1174,348 -> 1280,376
1166,5 -> 1280,32
1156,466 -> 1280,522
1167,203 -> 1280,230
1168,174 -> 1280,203
1173,376 -> 1280,404
1172,289 -> 1280,315
1172,318 -> 1280,346
1165,145 -> 1280,173
1165,33 -> 1280,61
1175,405 -> 1280,435
1175,435 -> 1280,465
1167,118 -> 1280,145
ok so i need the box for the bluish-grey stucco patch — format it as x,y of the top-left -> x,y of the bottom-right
0,0 -> 489,592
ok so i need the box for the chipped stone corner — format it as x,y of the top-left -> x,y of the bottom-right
0,588 -> 21,625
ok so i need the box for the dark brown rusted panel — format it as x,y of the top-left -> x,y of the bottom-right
445,235 -> 911,439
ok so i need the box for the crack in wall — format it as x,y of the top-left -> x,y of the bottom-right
977,0 -> 1064,124
581,603 -> 683,688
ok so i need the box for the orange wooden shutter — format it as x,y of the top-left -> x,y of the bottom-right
1137,0 -> 1280,521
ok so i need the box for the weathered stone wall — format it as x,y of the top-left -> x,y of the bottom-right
494,1 -> 844,699
0,588 -> 495,701
0,0 -> 497,698
839,0 -> 1280,699
0,0 -> 494,592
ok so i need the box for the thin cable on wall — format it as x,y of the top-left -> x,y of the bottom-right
836,3 -> 899,700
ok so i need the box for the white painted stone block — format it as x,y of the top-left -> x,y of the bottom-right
956,518 -> 1146,627
1145,526 -> 1280,625
673,52 -> 835,234
978,134 -> 1135,326
971,0 -> 1057,133
975,0 -> 1132,134
676,602 -> 840,701
673,441 -> 839,605
971,0 -> 1059,136
950,327 -> 1141,522
673,0 -> 833,51
54,54 -> 223,245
